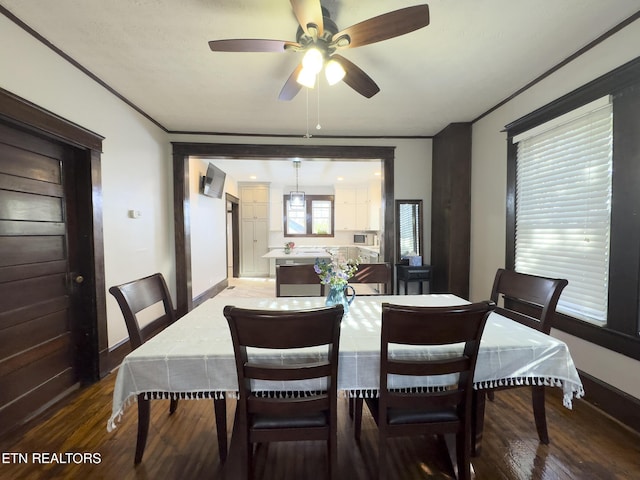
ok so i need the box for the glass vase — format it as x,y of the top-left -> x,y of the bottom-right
325,284 -> 356,313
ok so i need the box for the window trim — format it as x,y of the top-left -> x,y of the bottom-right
283,194 -> 335,238
504,55 -> 640,361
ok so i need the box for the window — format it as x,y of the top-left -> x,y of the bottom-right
284,195 -> 334,237
505,56 -> 640,360
513,97 -> 613,325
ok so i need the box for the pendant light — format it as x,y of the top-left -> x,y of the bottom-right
290,159 -> 305,207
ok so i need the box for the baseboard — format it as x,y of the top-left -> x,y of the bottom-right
578,370 -> 640,434
192,278 -> 228,308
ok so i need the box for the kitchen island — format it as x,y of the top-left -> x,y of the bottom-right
262,247 -> 331,278
262,248 -> 332,260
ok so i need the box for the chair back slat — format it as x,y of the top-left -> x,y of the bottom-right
490,268 -> 568,333
245,362 -> 332,382
248,395 -> 330,416
387,357 -> 471,377
388,390 -> 465,409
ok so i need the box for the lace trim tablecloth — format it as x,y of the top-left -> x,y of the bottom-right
108,294 -> 584,431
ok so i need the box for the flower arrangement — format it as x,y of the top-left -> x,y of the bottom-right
284,241 -> 295,254
314,252 -> 360,288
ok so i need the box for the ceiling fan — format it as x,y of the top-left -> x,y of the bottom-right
208,1 -> 430,101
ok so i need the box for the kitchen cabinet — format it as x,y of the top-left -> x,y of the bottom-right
335,187 -> 355,230
240,184 -> 270,276
335,185 -> 371,231
269,186 -> 283,231
368,180 -> 381,231
241,184 -> 269,204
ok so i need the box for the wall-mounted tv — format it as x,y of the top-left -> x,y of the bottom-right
201,162 -> 226,198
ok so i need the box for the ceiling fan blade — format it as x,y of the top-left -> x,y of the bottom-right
332,55 -> 380,99
290,0 -> 324,36
208,39 -> 299,53
332,4 -> 429,49
278,64 -> 304,101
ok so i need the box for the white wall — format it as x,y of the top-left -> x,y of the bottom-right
470,20 -> 640,399
189,158 -> 229,298
0,15 -> 173,348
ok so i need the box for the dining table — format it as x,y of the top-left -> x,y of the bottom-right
108,294 -> 584,471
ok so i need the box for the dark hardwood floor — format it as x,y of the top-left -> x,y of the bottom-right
1,371 -> 639,479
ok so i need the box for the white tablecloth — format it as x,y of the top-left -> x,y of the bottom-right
108,294 -> 584,431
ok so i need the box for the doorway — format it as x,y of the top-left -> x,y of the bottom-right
172,143 -> 395,315
226,193 -> 240,279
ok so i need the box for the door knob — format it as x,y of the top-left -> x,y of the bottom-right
74,275 -> 85,284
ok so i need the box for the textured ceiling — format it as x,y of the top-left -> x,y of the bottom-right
1,0 -> 639,137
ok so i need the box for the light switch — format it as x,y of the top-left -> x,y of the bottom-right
128,210 -> 142,219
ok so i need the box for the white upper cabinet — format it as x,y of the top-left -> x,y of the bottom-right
335,184 -> 381,231
269,186 -> 283,231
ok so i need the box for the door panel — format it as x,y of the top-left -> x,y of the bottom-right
0,236 -> 65,266
0,122 -> 80,435
0,309 -> 68,360
0,142 -> 62,182
0,190 -> 63,221
0,336 -> 73,406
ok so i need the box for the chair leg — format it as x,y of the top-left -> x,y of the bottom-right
378,435 -> 387,480
214,397 -> 228,462
470,390 -> 486,457
328,431 -> 337,479
169,398 -> 179,415
531,386 -> 549,444
353,397 -> 363,440
456,429 -> 471,480
134,394 -> 150,465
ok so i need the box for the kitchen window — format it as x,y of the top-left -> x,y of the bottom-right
284,194 -> 334,237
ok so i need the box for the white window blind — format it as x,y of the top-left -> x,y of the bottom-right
398,203 -> 420,257
514,97 -> 613,325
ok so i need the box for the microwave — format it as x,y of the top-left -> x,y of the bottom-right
353,234 -> 373,245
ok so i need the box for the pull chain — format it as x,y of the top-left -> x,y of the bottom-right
304,87 -> 311,138
316,75 -> 322,131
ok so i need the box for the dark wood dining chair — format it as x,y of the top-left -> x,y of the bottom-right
348,262 -> 392,295
109,273 -> 227,464
275,263 -> 325,297
475,268 -> 568,449
223,304 -> 344,479
357,301 -> 494,480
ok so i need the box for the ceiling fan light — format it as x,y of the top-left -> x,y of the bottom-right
296,67 -> 316,88
325,59 -> 346,85
302,48 -> 324,74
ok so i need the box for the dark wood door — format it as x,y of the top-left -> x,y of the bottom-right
0,121 -> 82,435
